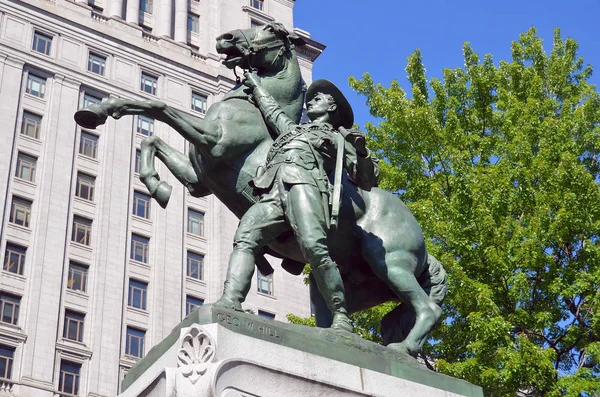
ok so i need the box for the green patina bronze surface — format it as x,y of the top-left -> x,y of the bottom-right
122,305 -> 483,396
74,22 -> 449,360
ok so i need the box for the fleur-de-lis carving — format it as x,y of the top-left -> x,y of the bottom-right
177,325 -> 215,384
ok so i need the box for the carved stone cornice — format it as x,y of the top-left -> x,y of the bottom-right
241,6 -> 275,23
294,30 -> 326,63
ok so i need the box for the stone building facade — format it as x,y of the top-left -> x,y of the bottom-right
0,0 -> 323,395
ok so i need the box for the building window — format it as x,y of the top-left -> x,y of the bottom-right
15,152 -> 37,182
9,197 -> 32,228
186,295 -> 204,315
140,73 -> 157,96
128,279 -> 147,310
59,360 -> 81,396
63,310 -> 85,342
0,293 -> 20,325
26,73 -> 46,98
250,0 -> 264,11
79,132 -> 98,159
258,310 -> 275,320
140,0 -> 152,14
0,345 -> 14,380
187,13 -> 199,33
257,270 -> 273,295
135,149 -> 141,173
3,243 -> 26,276
132,191 -> 151,219
251,20 -> 264,28
191,92 -> 207,114
83,93 -> 101,108
187,209 -> 204,237
67,262 -> 88,293
186,251 -> 204,280
75,173 -> 95,201
72,216 -> 92,246
32,31 -> 52,55
136,116 -> 154,136
21,111 -> 42,139
87,53 -> 106,76
125,327 -> 145,358
131,234 -> 149,263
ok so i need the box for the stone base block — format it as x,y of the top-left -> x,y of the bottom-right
118,305 -> 483,397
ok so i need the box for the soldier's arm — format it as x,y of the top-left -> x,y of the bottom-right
244,72 -> 295,136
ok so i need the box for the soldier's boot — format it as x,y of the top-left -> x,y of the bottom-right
312,262 -> 354,333
214,250 -> 254,311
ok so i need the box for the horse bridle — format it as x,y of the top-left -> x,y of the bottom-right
231,27 -> 292,82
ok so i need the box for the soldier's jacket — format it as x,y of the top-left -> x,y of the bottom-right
250,91 -> 379,193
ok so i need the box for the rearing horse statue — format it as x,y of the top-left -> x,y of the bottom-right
75,22 -> 447,358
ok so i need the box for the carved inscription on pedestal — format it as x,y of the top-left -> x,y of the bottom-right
216,312 -> 282,340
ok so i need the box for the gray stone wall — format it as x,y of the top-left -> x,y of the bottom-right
0,0 -> 321,395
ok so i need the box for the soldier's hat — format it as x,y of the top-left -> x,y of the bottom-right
306,79 -> 354,129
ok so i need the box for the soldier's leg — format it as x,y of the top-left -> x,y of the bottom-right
215,196 -> 286,310
285,183 -> 353,333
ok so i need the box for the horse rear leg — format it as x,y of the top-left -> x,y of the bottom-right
140,135 -> 201,208
364,248 -> 442,357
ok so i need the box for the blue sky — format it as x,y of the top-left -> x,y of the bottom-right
294,0 -> 600,129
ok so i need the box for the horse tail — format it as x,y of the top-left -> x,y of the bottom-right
381,253 -> 448,345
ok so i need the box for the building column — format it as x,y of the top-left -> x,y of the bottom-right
156,0 -> 173,38
109,0 -> 124,18
0,55 -> 24,225
173,0 -> 187,43
125,0 -> 139,24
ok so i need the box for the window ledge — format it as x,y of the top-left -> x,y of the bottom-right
122,354 -> 142,363
185,276 -> 206,286
77,154 -> 100,164
65,289 -> 89,299
0,323 -> 27,342
18,134 -> 42,145
186,233 -> 206,242
7,223 -> 31,233
23,93 -> 46,103
73,196 -> 96,207
241,6 -> 274,22
56,340 -> 93,359
30,49 -> 53,59
132,215 -> 152,225
70,242 -> 93,251
129,259 -> 151,270
13,178 -> 36,187
257,292 -> 276,300
1,270 -> 25,281
126,306 -> 149,316
86,70 -> 108,80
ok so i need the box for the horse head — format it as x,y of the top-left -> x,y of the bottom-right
216,22 -> 306,75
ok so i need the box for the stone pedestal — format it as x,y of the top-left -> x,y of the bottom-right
118,305 -> 483,397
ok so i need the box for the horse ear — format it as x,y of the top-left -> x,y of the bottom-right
267,22 -> 305,46
287,32 -> 306,47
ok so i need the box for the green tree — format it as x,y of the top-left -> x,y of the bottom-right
346,27 -> 600,396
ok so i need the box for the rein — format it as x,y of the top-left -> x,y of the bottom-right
231,28 -> 292,82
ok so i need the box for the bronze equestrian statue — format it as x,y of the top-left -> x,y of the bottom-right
74,22 -> 447,358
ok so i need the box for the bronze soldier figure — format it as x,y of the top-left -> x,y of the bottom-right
214,72 -> 378,332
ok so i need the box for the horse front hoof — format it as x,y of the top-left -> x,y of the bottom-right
153,181 -> 172,208
387,341 -> 419,358
74,106 -> 108,129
